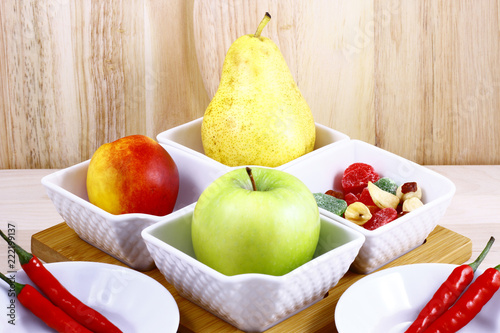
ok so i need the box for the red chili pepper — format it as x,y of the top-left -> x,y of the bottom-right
0,231 -> 122,333
0,272 -> 92,333
424,264 -> 500,333
405,236 -> 495,333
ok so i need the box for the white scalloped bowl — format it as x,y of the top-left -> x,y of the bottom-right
142,202 -> 365,332
41,144 -> 228,271
282,140 -> 456,274
156,117 -> 350,170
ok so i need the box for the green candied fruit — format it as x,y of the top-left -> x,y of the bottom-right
313,193 -> 347,217
374,177 -> 398,195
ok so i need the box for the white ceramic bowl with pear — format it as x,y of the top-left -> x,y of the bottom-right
158,13 -> 349,170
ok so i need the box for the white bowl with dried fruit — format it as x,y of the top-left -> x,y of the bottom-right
282,140 -> 456,274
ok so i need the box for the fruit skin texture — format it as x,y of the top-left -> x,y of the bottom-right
201,14 -> 315,167
86,135 -> 179,216
191,167 -> 320,276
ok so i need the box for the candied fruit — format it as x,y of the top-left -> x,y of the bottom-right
374,177 -> 398,195
358,187 -> 376,206
363,207 -> 398,230
344,192 -> 359,206
341,163 -> 379,195
313,193 -> 348,217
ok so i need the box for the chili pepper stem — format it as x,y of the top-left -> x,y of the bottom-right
0,229 -> 33,265
469,236 -> 495,271
0,271 -> 23,296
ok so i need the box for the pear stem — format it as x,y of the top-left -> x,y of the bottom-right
246,167 -> 257,191
254,12 -> 271,38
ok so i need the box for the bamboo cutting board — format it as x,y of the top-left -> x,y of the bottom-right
32,223 -> 471,333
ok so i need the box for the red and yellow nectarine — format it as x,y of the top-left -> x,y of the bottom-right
87,135 -> 179,216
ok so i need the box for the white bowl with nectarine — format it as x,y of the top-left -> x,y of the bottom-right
41,143 -> 227,271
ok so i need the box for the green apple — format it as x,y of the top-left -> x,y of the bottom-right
191,167 -> 320,276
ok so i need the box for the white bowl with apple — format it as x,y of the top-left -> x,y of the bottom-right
42,136 -> 227,271
282,139 -> 456,274
142,166 -> 365,332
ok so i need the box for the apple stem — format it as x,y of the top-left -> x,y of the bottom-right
246,167 -> 257,191
254,12 -> 271,38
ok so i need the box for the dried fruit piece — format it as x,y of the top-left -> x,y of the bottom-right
344,202 -> 372,225
367,205 -> 381,215
341,163 -> 379,195
343,162 -> 370,175
313,193 -> 347,217
367,181 -> 400,209
325,190 -> 344,200
363,207 -> 398,230
374,177 -> 398,195
396,182 -> 422,201
402,197 -> 424,212
359,187 -> 376,206
344,192 -> 358,206
401,182 -> 418,193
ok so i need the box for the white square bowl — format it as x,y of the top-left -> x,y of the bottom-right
156,117 -> 350,170
141,202 -> 365,332
41,144 -> 228,271
282,140 -> 456,274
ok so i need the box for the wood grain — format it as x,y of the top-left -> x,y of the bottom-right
374,1 -> 500,164
0,0 -> 499,168
31,223 -> 471,333
0,0 -> 209,169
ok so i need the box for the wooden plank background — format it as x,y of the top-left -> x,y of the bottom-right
0,0 -> 499,169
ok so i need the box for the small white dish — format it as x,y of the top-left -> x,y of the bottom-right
0,262 -> 179,332
335,263 -> 500,333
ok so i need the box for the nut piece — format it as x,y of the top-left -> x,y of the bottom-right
396,182 -> 422,201
367,182 -> 400,209
402,197 -> 424,212
344,202 -> 372,225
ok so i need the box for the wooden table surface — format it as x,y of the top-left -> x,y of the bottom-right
0,165 -> 499,275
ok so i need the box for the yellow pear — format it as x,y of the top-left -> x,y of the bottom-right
201,12 -> 316,167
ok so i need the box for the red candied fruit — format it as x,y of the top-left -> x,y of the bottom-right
344,192 -> 359,206
341,163 -> 380,196
358,187 -> 376,206
363,207 -> 398,230
367,205 -> 381,215
344,162 -> 371,175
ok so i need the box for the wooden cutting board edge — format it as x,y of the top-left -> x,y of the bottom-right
31,223 -> 472,333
